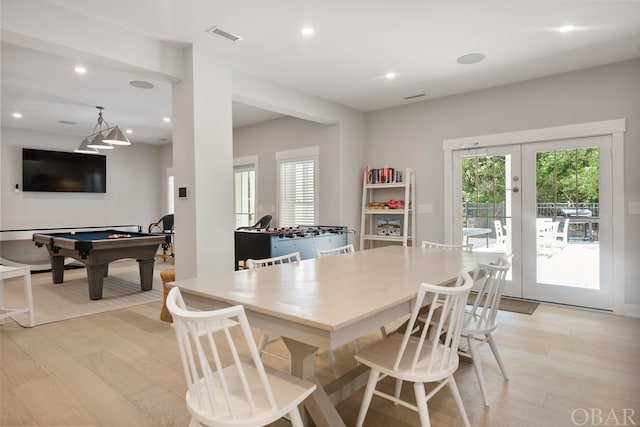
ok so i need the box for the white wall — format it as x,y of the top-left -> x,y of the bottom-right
365,59 -> 640,305
1,127 -> 164,230
233,116 -> 343,227
233,72 -> 367,239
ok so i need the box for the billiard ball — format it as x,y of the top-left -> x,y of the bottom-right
70,231 -> 76,235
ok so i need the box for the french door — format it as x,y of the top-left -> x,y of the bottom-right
452,146 -> 522,297
452,136 -> 613,310
521,136 -> 612,310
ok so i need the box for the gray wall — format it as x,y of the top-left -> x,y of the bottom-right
1,127 -> 164,230
233,116 -> 345,228
365,59 -> 640,304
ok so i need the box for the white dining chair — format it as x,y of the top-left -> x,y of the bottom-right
315,244 -> 354,258
166,287 -> 316,427
354,272 -> 474,427
247,252 -> 301,361
246,251 -> 301,269
421,240 -> 474,251
460,255 -> 512,407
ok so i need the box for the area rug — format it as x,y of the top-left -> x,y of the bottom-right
467,294 -> 539,315
2,261 -> 164,327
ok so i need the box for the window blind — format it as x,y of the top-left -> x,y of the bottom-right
279,158 -> 315,226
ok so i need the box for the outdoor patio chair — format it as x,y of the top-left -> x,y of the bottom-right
494,220 -> 507,248
555,217 -> 570,248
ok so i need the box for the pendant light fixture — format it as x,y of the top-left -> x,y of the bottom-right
74,137 -> 99,154
77,106 -> 130,152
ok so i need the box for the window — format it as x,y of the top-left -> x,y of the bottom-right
167,168 -> 174,214
234,156 -> 258,228
277,147 -> 319,227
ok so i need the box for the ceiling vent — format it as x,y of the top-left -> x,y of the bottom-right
206,26 -> 241,42
404,93 -> 426,100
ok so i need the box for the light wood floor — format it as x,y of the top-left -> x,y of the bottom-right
2,266 -> 639,427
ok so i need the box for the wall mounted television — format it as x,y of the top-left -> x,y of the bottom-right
22,148 -> 107,193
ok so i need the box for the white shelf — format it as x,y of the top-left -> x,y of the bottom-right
364,209 -> 413,215
360,168 -> 415,249
363,182 -> 407,189
361,235 -> 414,242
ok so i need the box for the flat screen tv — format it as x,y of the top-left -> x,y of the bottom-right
22,148 -> 107,193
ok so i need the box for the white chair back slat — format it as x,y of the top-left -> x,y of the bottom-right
421,240 -> 474,251
316,244 -> 354,258
247,252 -> 301,269
393,271 -> 473,377
467,255 -> 511,332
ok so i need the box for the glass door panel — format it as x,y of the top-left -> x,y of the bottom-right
522,136 -> 612,309
453,146 -> 522,297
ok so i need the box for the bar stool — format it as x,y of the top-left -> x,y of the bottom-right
159,268 -> 175,322
0,265 -> 35,327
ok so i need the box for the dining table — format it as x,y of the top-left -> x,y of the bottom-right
171,244 -> 502,427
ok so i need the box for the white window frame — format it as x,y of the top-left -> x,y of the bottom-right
276,146 -> 319,228
166,167 -> 174,214
233,155 -> 259,228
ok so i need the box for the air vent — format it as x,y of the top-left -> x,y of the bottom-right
206,26 -> 241,42
404,93 -> 426,100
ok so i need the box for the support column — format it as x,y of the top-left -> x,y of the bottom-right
172,43 -> 235,279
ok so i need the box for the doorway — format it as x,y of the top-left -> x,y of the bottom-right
521,136 -> 612,309
452,146 -> 522,298
444,121 -> 624,311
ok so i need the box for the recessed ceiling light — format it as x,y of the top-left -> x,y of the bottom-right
385,72 -> 397,80
206,26 -> 242,42
58,120 -> 77,125
74,66 -> 87,74
12,112 -> 22,118
456,53 -> 485,65
130,80 -> 154,89
301,27 -> 314,36
125,129 -> 133,134
559,24 -> 575,33
163,117 -> 171,123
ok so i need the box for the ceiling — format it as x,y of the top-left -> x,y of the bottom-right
2,1 -> 640,146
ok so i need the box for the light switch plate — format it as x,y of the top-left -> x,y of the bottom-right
630,202 -> 640,214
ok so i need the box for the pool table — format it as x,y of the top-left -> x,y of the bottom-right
33,230 -> 170,300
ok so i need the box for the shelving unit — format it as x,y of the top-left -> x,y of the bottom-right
360,168 -> 415,249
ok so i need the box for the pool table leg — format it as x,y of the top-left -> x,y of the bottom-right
137,259 -> 155,292
86,265 -> 107,300
50,255 -> 65,283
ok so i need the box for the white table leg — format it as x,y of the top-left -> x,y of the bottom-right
282,337 -> 346,427
23,269 -> 35,327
